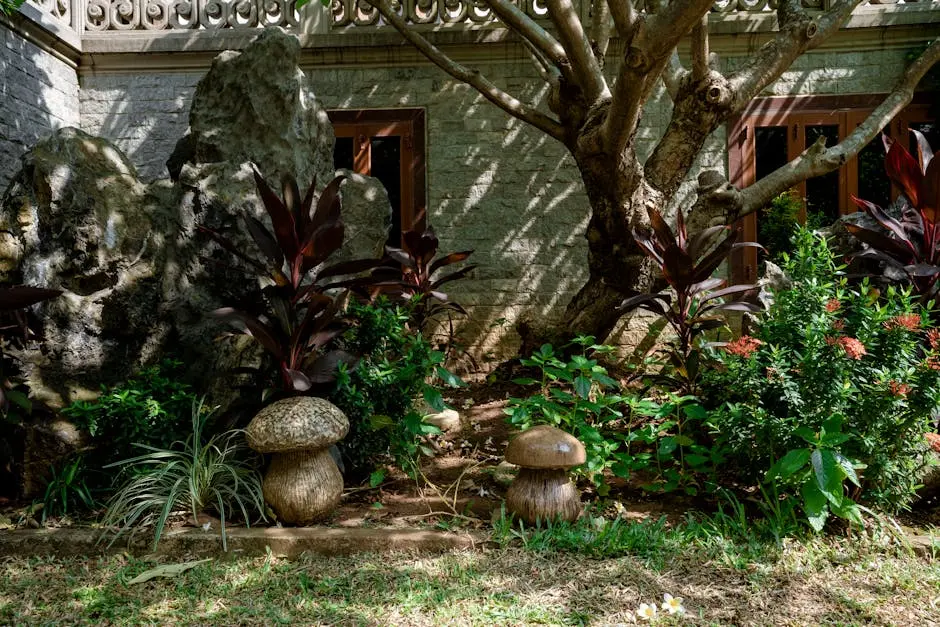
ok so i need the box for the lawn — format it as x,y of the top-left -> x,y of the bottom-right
2,521 -> 937,626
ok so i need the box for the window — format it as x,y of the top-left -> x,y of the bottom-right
327,108 -> 427,246
728,95 -> 934,283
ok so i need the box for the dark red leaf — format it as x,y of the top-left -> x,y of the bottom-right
920,155 -> 940,223
430,265 -> 477,289
850,195 -> 908,242
619,292 -> 672,312
429,251 -> 473,274
647,208 -> 675,249
690,231 -> 739,283
252,166 -> 298,259
884,136 -> 923,208
285,369 -> 312,392
687,225 -> 730,262
844,223 -> 917,264
317,258 -> 386,280
913,128 -> 934,174
243,215 -> 284,269
689,277 -> 725,296
211,307 -> 284,360
309,174 -> 346,237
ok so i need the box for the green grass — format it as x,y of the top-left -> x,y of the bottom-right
1,520 -> 937,625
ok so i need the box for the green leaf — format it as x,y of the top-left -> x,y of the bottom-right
674,435 -> 694,447
658,437 -> 678,457
833,451 -> 862,487
436,366 -> 467,388
369,469 -> 386,488
685,453 -> 709,467
511,378 -> 538,386
574,376 -> 591,399
794,427 -> 818,444
812,448 -> 846,504
801,480 -> 829,532
5,390 -> 31,413
423,387 -> 445,412
368,414 -> 394,431
682,403 -> 708,421
767,448 -> 810,480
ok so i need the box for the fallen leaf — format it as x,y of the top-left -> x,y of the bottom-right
126,559 -> 213,585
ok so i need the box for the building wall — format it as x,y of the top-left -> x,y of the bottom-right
75,44 -> 919,359
0,25 -> 80,191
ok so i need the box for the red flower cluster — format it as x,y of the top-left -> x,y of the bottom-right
826,336 -> 867,360
724,335 -> 763,358
883,313 -> 921,331
888,380 -> 912,397
927,432 -> 940,453
928,329 -> 940,351
825,299 -> 841,313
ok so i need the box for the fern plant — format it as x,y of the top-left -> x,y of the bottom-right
100,399 -> 266,551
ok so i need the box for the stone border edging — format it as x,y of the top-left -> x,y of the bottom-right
0,527 -> 492,559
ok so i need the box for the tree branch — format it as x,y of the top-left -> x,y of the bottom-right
372,0 -> 565,142
482,0 -> 570,73
546,0 -> 610,102
738,38 -> 940,216
691,14 -> 709,83
603,0 -> 715,156
729,0 -> 863,110
590,0 -> 613,65
662,50 -> 687,101
607,0 -> 636,40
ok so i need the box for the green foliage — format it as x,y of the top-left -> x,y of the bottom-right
63,359 -> 197,468
758,191 -> 811,261
330,300 -> 456,477
0,0 -> 25,17
703,228 -> 940,522
101,399 -> 265,551
41,456 -> 96,523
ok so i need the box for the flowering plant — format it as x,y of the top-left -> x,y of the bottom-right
702,228 -> 940,522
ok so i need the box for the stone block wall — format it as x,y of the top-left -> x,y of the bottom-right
79,72 -> 202,181
0,26 -> 79,191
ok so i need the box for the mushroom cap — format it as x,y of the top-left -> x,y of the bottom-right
504,425 -> 586,469
245,396 -> 349,453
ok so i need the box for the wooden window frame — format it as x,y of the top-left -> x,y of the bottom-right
327,108 -> 428,235
728,94 -> 933,284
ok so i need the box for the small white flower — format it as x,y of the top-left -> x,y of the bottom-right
636,603 -> 657,621
202,521 -> 212,532
661,593 -> 685,615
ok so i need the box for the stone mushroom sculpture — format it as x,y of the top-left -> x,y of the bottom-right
504,425 -> 586,525
245,396 -> 349,525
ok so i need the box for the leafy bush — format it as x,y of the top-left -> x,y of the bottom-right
201,167 -> 383,393
63,359 -> 197,468
620,206 -> 760,396
846,130 -> 940,303
367,226 -> 475,330
758,191 -> 806,261
101,399 -> 265,551
329,300 -> 455,478
41,456 -> 95,523
703,228 -> 940,526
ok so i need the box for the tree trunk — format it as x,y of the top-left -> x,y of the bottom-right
519,151 -> 665,352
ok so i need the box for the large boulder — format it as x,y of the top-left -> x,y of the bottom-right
0,27 -> 391,416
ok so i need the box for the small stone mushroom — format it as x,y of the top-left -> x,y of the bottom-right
245,396 -> 349,525
504,425 -> 586,525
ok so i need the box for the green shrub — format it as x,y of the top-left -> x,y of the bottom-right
702,228 -> 940,526
41,456 -> 96,523
101,399 -> 265,551
63,359 -> 197,469
330,300 -> 452,478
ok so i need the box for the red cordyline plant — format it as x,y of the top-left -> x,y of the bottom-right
199,166 -> 383,393
620,207 -> 762,394
368,226 -> 476,330
846,130 -> 940,303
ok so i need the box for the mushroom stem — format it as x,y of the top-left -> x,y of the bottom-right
263,448 -> 343,525
506,468 -> 582,525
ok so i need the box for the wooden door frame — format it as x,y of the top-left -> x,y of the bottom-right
328,108 -> 428,234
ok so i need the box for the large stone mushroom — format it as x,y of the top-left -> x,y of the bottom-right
504,425 -> 586,524
245,396 -> 349,525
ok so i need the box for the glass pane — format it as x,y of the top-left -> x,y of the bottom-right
755,126 -> 795,260
805,125 -> 840,228
370,136 -> 402,246
334,136 -> 354,171
857,131 -> 891,210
